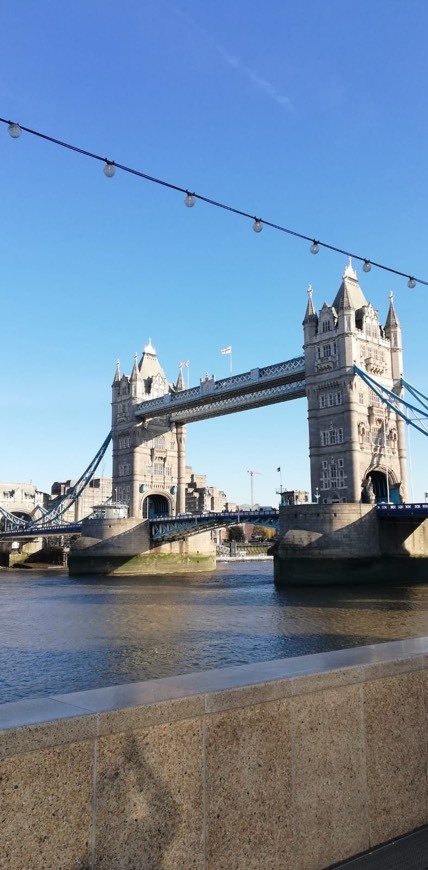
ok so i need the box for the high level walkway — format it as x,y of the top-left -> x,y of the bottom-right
134,357 -> 306,424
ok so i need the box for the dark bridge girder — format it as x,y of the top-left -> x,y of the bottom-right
149,509 -> 279,544
134,357 -> 306,425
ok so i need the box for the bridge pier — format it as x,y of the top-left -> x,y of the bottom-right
273,503 -> 428,586
68,515 -> 216,575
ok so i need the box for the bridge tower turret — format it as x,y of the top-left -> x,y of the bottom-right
384,293 -> 407,498
111,340 -> 186,519
304,260 -> 407,505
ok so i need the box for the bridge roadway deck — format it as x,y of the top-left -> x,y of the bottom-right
134,356 -> 306,423
0,511 -> 279,542
0,505 -> 426,543
0,522 -> 82,540
149,508 -> 279,542
377,503 -> 428,518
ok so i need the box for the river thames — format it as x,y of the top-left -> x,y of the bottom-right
2,561 -> 428,704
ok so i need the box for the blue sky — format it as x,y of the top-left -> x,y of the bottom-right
1,0 -> 427,505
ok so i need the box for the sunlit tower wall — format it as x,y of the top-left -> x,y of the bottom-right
111,340 -> 186,518
303,261 -> 407,505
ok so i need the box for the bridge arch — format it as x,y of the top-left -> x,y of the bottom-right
363,466 -> 401,504
141,492 -> 171,519
0,510 -> 32,531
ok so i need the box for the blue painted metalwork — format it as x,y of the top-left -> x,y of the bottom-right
0,521 -> 83,540
401,378 -> 428,413
150,509 -> 279,543
377,503 -> 428,518
135,357 -> 306,424
0,506 -> 28,529
354,365 -> 428,436
0,432 -> 112,535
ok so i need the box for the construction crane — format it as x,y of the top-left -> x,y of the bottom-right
247,469 -> 261,509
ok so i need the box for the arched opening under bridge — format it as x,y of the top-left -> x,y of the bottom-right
363,469 -> 401,504
0,511 -> 32,531
142,494 -> 170,519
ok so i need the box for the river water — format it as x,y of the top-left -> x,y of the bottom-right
2,561 -> 428,704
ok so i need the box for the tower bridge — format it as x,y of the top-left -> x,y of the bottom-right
1,260 -> 428,581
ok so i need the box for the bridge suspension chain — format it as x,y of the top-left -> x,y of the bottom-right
354,366 -> 428,436
0,432 -> 112,533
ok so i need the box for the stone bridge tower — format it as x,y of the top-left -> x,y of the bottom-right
303,260 -> 407,505
111,339 -> 185,518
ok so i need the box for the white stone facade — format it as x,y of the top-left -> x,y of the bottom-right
303,261 -> 407,504
111,340 -> 185,518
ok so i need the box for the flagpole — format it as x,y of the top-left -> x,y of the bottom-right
230,348 -> 232,375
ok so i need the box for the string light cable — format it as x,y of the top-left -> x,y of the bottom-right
2,117 -> 426,289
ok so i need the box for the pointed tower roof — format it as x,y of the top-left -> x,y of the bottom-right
385,291 -> 400,332
332,258 -> 368,311
303,284 -> 318,323
138,338 -> 167,380
112,359 -> 121,385
175,367 -> 185,391
130,352 -> 139,382
138,339 -> 170,402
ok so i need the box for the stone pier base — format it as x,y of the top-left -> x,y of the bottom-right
273,503 -> 428,586
68,516 -> 216,575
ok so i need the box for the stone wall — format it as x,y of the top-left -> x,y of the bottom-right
2,638 -> 428,868
69,516 -> 216,575
274,503 -> 428,584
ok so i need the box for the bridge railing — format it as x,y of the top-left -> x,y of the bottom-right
136,357 -> 305,417
149,509 -> 279,542
377,503 -> 428,517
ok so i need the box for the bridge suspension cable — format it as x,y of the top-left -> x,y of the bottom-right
0,432 -> 112,534
354,366 -> 428,437
0,506 -> 28,530
1,117 -> 426,289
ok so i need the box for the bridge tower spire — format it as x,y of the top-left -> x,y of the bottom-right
303,264 -> 406,505
111,340 -> 186,519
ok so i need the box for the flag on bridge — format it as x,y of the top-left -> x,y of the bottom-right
220,346 -> 232,354
277,467 -> 281,472
179,360 -> 189,368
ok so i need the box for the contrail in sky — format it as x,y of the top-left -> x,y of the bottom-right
169,4 -> 293,111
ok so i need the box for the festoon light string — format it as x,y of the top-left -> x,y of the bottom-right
2,117 -> 425,289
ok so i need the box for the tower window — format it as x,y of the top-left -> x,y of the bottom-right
321,428 -> 344,446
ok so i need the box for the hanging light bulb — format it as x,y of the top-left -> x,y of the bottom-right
362,260 -> 372,273
252,219 -> 263,233
103,161 -> 116,178
8,122 -> 21,139
310,240 -> 320,254
407,276 -> 416,289
184,192 -> 195,208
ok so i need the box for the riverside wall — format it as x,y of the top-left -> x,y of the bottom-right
273,503 -> 428,585
2,638 -> 428,869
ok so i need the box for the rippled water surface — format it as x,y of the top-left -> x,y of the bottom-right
2,562 -> 428,703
